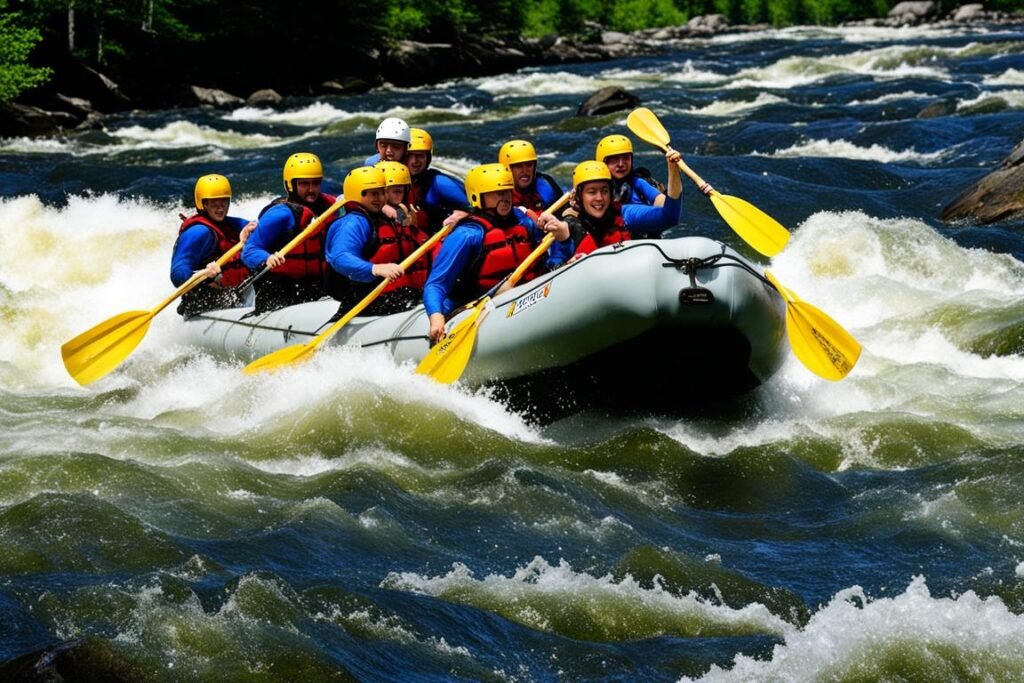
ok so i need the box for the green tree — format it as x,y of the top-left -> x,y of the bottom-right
0,8 -> 51,101
609,0 -> 684,32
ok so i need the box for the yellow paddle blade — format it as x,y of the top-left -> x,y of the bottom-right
242,339 -> 320,375
416,299 -> 490,384
60,310 -> 154,385
626,107 -> 671,149
765,271 -> 861,381
709,193 -> 790,257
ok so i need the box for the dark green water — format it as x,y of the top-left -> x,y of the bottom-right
2,21 -> 1024,682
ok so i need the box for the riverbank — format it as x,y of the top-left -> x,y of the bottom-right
2,3 -> 1019,140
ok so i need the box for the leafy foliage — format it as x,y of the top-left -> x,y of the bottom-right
0,9 -> 51,101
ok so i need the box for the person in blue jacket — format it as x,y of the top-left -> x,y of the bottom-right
596,134 -> 670,208
170,174 -> 255,316
363,117 -> 411,167
404,127 -> 471,235
423,163 -> 573,345
498,139 -> 563,212
564,152 -> 682,259
242,152 -> 340,313
324,165 -> 431,317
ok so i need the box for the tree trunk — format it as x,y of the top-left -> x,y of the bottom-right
68,1 -> 75,53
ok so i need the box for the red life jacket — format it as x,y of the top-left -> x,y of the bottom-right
406,175 -> 433,233
257,193 -> 338,281
512,186 -> 544,212
343,202 -> 431,291
471,212 -> 545,291
512,173 -> 561,212
177,214 -> 249,287
573,202 -> 631,256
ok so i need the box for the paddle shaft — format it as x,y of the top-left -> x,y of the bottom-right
665,146 -> 718,197
231,196 -> 347,296
417,192 -> 572,382
494,192 -> 571,295
307,222 -> 454,351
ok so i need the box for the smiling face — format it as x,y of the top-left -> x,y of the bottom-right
202,197 -> 230,222
482,189 -> 513,217
578,180 -> 611,219
604,153 -> 632,180
509,160 -> 536,191
406,151 -> 430,176
360,187 -> 386,214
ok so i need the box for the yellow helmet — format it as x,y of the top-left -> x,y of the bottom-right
498,139 -> 537,166
408,128 -> 433,153
282,152 -> 323,194
194,174 -> 231,211
572,160 -> 612,190
343,166 -> 387,202
595,134 -> 633,162
464,163 -> 514,209
374,160 -> 412,187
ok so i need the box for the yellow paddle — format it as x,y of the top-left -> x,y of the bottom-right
416,193 -> 571,384
243,221 -> 455,374
764,271 -> 861,381
61,196 -> 346,386
626,107 -> 790,257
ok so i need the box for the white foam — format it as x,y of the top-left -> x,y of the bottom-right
383,556 -> 792,639
688,93 -> 787,117
848,90 -> 931,105
984,68 -> 1024,86
958,89 -> 1024,111
684,576 -> 1024,681
755,138 -> 944,164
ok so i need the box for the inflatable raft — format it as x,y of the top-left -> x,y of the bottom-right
184,236 -> 788,415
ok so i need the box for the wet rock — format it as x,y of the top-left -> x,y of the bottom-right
53,94 -> 94,117
941,137 -> 1024,224
952,3 -> 985,21
576,86 -> 641,117
75,112 -> 106,131
188,85 -> 245,108
0,638 -> 144,682
320,78 -> 377,95
888,1 -> 937,24
916,99 -> 956,118
688,14 -> 731,32
246,88 -> 282,106
0,102 -> 78,138
601,31 -> 630,45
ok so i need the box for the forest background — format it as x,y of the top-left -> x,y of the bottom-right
1,0 -> 1019,107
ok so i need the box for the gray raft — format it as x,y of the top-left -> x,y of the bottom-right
185,236 -> 788,415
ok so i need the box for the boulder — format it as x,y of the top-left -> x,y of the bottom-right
0,101 -> 78,138
576,86 -> 641,117
688,14 -> 731,32
0,638 -> 143,682
888,1 -> 937,23
951,3 -> 985,21
601,31 -> 630,45
246,88 -> 282,106
941,137 -> 1024,224
916,99 -> 956,118
187,85 -> 244,108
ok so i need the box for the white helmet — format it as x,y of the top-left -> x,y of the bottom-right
375,117 -> 411,143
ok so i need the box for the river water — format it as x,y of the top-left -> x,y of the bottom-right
2,22 -> 1024,682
